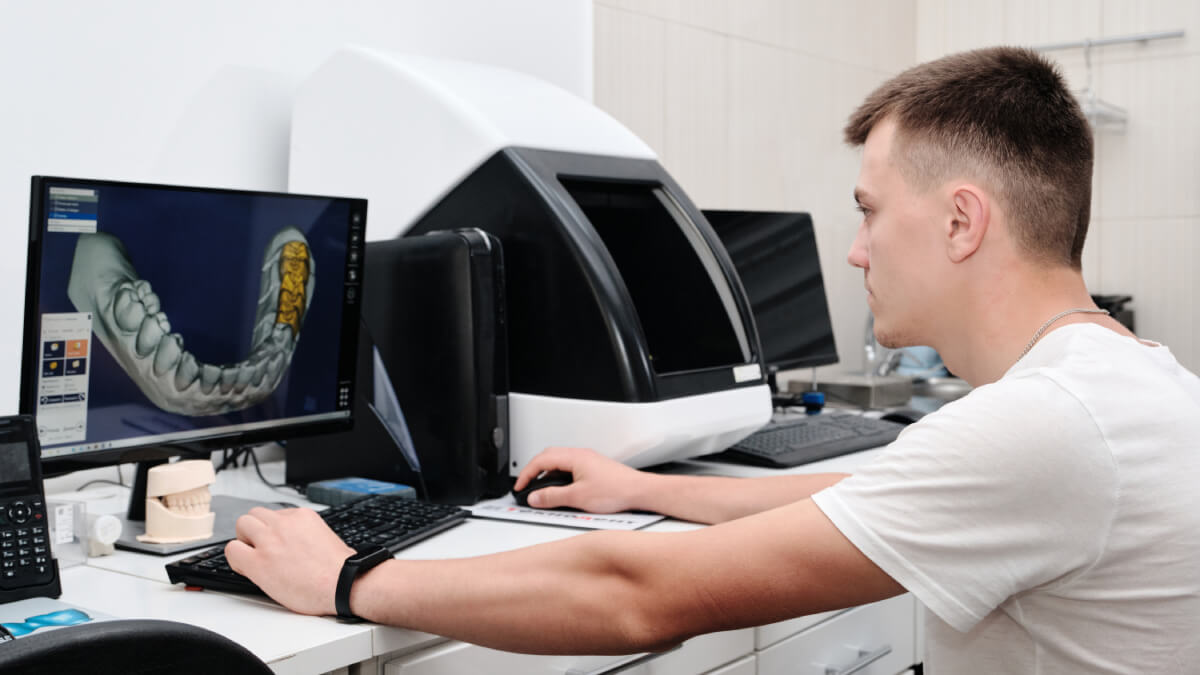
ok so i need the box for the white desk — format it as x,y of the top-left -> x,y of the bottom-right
40,448 -> 911,675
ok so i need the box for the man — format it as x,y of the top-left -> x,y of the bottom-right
227,47 -> 1200,672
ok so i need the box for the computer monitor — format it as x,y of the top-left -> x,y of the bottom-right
20,176 -> 366,530
704,210 -> 839,392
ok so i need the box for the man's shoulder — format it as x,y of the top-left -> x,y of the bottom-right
1005,324 -> 1200,437
1016,323 -> 1199,392
882,373 -> 1115,490
931,369 -> 1090,430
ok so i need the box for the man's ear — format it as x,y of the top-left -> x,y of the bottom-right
946,185 -> 988,263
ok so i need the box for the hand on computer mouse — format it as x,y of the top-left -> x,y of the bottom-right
513,447 -> 648,513
511,470 -> 574,507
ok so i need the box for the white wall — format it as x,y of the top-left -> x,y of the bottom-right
0,0 -> 592,414
917,0 -> 1200,372
593,0 -> 917,382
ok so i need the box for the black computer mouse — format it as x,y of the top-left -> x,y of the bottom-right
512,470 -> 574,507
879,407 -> 925,425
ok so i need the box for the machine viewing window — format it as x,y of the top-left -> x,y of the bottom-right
561,179 -> 749,374
22,177 -> 365,470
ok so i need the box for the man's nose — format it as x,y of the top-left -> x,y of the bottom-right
847,222 -> 869,269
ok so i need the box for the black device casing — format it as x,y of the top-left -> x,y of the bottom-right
0,414 -> 62,602
405,147 -> 766,404
286,229 -> 509,504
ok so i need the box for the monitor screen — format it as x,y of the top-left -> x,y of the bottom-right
704,210 -> 838,373
21,177 -> 366,472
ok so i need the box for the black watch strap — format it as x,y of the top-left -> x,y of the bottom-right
334,546 -> 392,621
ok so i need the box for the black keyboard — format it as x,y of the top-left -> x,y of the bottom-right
712,414 -> 905,468
165,494 -> 469,595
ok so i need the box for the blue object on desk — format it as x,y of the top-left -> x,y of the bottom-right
801,391 -> 825,415
894,346 -> 948,378
2,608 -> 92,637
307,477 -> 417,507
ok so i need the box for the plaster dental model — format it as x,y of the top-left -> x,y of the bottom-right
136,460 -> 216,544
67,226 -> 314,416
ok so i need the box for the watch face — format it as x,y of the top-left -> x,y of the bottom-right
353,546 -> 392,564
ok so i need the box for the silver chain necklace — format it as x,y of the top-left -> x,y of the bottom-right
1018,308 -> 1110,360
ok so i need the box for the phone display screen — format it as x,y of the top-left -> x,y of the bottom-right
0,440 -> 33,488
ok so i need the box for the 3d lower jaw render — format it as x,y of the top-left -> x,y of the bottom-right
67,227 -> 315,416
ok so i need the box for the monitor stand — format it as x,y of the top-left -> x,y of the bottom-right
766,369 -> 797,407
113,459 -> 282,556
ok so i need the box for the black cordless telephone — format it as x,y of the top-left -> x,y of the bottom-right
0,415 -> 61,602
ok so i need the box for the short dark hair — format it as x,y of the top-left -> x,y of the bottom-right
845,46 -> 1093,268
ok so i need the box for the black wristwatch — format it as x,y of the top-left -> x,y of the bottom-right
334,545 -> 392,622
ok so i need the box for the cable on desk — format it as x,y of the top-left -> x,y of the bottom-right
76,477 -> 125,490
242,446 -> 309,497
216,447 -> 254,473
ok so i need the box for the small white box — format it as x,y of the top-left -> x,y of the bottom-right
46,499 -> 87,569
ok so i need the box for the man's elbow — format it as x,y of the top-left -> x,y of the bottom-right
613,605 -> 691,654
612,584 -> 724,653
582,532 -> 719,652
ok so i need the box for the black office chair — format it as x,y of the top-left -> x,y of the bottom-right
0,618 -> 273,675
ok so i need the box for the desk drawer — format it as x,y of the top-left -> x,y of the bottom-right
757,594 -> 915,675
706,654 -> 754,675
755,608 -> 847,649
383,628 -> 753,675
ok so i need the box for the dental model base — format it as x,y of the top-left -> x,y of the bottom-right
67,227 -> 314,416
135,460 -> 216,544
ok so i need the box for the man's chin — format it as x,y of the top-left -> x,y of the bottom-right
874,328 -> 913,350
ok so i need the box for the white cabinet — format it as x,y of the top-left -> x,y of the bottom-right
756,595 -> 916,675
380,596 -> 920,675
383,628 -> 754,675
379,597 -> 919,675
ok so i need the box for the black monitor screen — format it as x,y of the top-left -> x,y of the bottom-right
22,177 -> 365,468
704,210 -> 838,372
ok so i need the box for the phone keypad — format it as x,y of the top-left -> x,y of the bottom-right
0,496 -> 53,588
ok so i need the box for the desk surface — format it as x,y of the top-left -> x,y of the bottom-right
41,446 -> 885,673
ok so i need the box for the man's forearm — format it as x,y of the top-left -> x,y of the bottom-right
631,472 -> 849,524
349,530 -> 710,654
346,496 -> 900,655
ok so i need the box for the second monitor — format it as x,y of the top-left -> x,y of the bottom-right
704,210 -> 839,393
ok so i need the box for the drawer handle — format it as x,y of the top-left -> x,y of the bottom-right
566,644 -> 682,675
824,644 -> 892,675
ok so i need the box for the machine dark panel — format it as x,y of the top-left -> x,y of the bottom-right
407,147 -> 764,403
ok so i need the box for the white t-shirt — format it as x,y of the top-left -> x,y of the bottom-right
812,324 -> 1200,674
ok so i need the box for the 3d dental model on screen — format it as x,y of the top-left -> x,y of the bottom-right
67,227 -> 315,416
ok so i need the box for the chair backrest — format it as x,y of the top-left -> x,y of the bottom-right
0,617 -> 273,675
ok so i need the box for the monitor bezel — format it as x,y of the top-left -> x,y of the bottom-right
20,175 -> 366,476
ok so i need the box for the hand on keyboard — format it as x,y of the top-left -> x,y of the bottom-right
224,506 -> 355,617
166,495 -> 469,604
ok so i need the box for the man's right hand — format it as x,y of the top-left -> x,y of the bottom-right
513,447 -> 651,513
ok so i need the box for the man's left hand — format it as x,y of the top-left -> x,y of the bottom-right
224,506 -> 355,616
